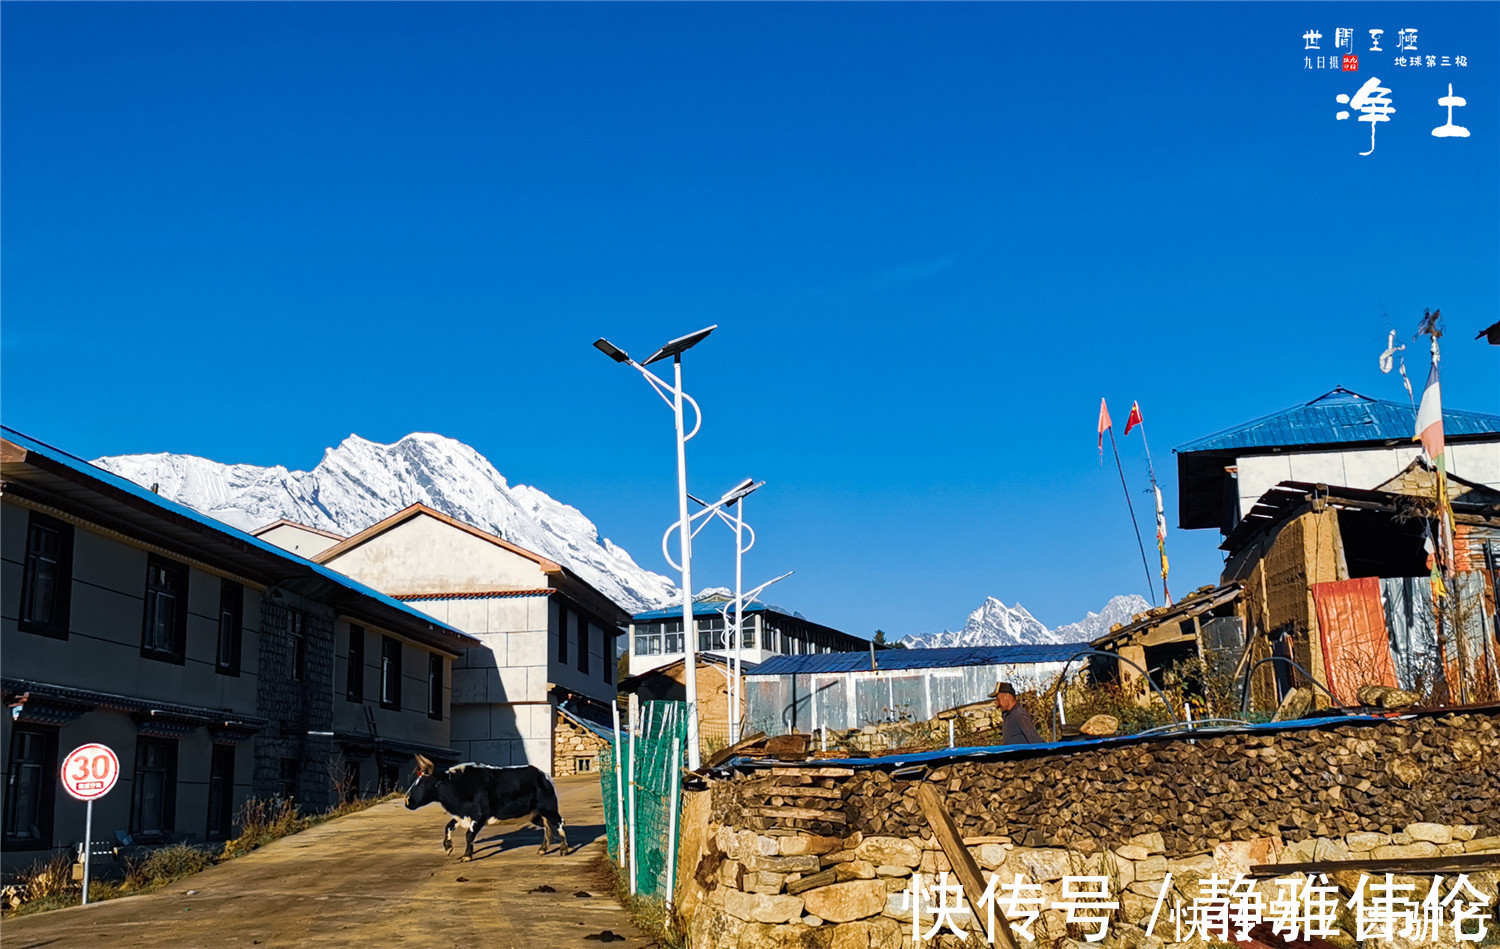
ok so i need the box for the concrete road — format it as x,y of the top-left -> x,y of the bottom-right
4,774 -> 653,949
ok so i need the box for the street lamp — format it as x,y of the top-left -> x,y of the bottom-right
594,326 -> 716,769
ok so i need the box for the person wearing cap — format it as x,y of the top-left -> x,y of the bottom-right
990,682 -> 1042,744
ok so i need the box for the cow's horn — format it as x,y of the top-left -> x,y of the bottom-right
414,754 -> 434,775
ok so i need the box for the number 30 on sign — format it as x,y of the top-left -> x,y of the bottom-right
61,743 -> 120,801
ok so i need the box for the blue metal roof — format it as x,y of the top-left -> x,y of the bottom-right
747,643 -> 1085,677
1,426 -> 472,644
1176,387 -> 1500,455
633,599 -> 771,621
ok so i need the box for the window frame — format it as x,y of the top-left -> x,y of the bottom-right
427,653 -> 443,721
140,555 -> 188,663
205,745 -> 235,841
576,613 -> 589,674
288,609 -> 307,682
216,579 -> 243,676
129,738 -> 178,841
4,725 -> 58,847
346,625 -> 365,703
18,512 -> 73,638
380,636 -> 402,710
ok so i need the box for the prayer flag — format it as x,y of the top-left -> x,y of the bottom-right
1097,399 -> 1112,455
1414,360 -> 1444,464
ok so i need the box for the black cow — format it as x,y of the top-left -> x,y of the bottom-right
405,755 -> 568,861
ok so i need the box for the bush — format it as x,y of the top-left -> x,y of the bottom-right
125,844 -> 217,889
222,796 -> 307,859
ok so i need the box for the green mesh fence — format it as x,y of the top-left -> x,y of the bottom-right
597,701 -> 688,901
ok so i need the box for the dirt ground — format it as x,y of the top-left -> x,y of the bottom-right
4,774 -> 655,949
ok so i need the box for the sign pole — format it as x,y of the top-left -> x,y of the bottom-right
82,799 -> 93,905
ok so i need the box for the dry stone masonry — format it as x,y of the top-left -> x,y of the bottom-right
685,710 -> 1500,949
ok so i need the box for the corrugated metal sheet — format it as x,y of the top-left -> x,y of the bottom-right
1382,577 -> 1442,693
1311,577 -> 1396,703
1176,388 -> 1500,454
749,643 -> 1084,676
632,600 -> 770,621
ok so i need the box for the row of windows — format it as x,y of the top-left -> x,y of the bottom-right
632,614 -> 842,657
17,512 -> 444,716
4,727 -> 237,846
556,604 -> 613,684
344,625 -> 443,720
20,512 -> 249,672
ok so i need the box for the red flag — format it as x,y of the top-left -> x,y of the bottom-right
1124,401 -> 1144,435
1097,398 -> 1112,455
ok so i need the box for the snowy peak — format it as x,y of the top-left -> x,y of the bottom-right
899,593 -> 1149,648
94,433 -> 679,614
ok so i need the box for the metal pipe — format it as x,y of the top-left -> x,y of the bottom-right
627,695 -> 639,893
611,700 -> 626,865
665,734 -> 683,910
671,356 -> 701,770
1050,649 -> 1181,741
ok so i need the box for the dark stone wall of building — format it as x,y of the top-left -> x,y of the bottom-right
252,595 -> 336,812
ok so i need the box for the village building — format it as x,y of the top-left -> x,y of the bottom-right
1175,389 -> 1500,711
249,519 -> 346,559
1,429 -> 475,871
626,597 -> 868,680
742,643 -> 1082,739
1089,582 -> 1247,695
618,652 -> 762,750
310,503 -> 628,774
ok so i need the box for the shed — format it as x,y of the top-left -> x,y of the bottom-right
743,644 -> 1084,737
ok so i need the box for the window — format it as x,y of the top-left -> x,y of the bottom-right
277,758 -> 299,800
574,757 -> 594,773
346,625 -> 365,702
141,556 -> 188,662
4,726 -> 56,846
216,580 -> 243,676
381,636 -> 402,709
576,614 -> 589,674
698,615 -> 727,653
663,619 -> 683,654
557,605 -> 568,663
288,610 -> 307,682
427,653 -> 443,721
130,739 -> 177,840
206,746 -> 235,841
19,513 -> 72,637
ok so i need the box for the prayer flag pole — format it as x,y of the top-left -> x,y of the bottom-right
1101,399 -> 1157,607
1125,401 -> 1172,606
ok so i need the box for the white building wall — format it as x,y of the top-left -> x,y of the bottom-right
1236,441 -> 1500,517
254,523 -> 342,559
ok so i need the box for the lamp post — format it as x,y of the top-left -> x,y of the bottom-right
595,326 -> 716,769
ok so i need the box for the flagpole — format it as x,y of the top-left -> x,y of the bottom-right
1417,309 -> 1467,703
1130,408 -> 1173,606
1109,427 -> 1158,607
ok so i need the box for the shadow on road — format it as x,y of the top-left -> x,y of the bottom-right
462,821 -> 605,861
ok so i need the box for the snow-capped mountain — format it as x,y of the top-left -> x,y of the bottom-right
899,594 -> 1149,648
94,433 -> 679,614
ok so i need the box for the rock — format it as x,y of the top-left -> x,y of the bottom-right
837,860 -> 877,881
802,880 -> 890,923
1013,848 -> 1076,883
748,854 -> 821,874
873,865 -> 912,878
1130,832 -> 1166,855
757,835 -> 781,856
977,844 -> 1007,870
1454,826 -> 1478,842
1313,838 -> 1351,863
1356,685 -> 1394,706
750,871 -> 788,894
1464,837 -> 1500,853
782,835 -> 845,856
1404,823 -> 1452,844
1379,688 -> 1418,708
1441,843 -> 1466,856
1346,833 -> 1390,852
804,914 -> 824,926
1115,845 -> 1150,862
827,917 -> 901,949
855,837 -> 922,868
1081,714 -> 1119,737
1272,688 -> 1312,722
1372,843 -> 1440,860
1134,856 -> 1168,882
724,889 -> 806,924
688,905 -> 743,949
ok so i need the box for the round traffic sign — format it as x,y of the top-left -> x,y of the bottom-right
61,743 -> 120,801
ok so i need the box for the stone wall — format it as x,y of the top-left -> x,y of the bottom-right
554,712 -> 610,777
683,710 -> 1500,949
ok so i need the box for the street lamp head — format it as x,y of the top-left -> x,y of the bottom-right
641,325 -> 717,366
593,338 -> 632,364
720,478 -> 764,506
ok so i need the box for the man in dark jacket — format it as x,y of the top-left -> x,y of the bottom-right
990,682 -> 1043,744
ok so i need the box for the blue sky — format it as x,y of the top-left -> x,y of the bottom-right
3,2 -> 1497,638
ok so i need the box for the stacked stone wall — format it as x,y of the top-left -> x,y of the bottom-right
554,713 -> 610,776
686,710 -> 1500,949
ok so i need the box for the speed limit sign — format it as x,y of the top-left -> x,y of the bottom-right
61,743 -> 120,802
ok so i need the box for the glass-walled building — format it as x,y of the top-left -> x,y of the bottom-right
627,597 -> 870,678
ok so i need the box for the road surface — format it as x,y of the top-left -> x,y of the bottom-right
5,774 -> 652,949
